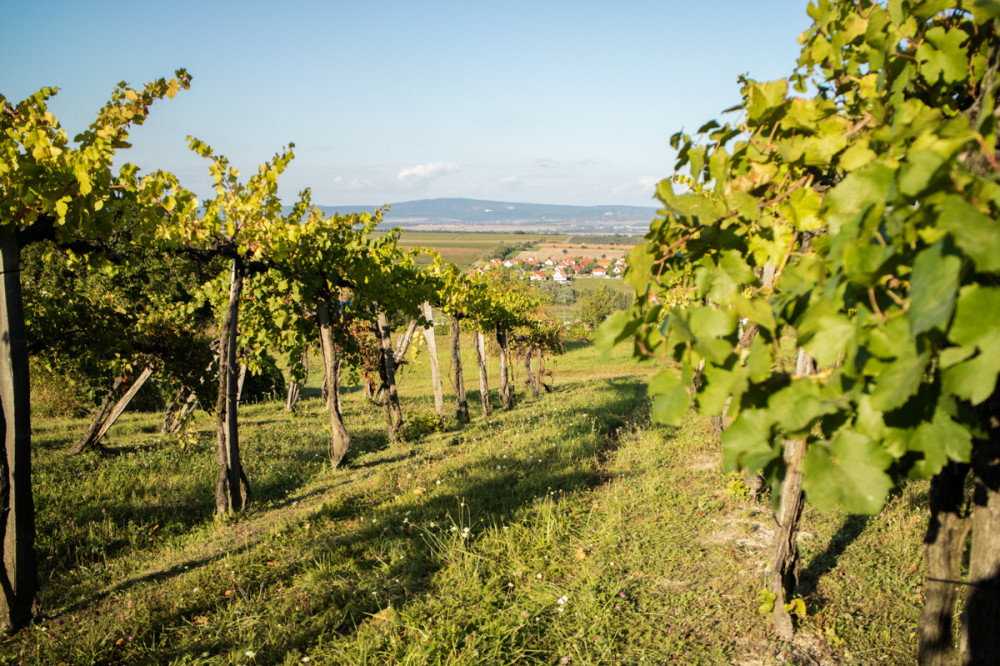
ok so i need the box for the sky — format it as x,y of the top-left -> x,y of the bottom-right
2,1 -> 815,208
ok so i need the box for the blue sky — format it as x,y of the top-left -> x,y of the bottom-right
2,1 -> 814,208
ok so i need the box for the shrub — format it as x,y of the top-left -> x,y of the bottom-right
241,352 -> 287,404
403,409 -> 447,441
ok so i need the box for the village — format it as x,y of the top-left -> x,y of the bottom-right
471,252 -> 628,282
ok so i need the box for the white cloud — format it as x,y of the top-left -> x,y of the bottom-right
535,157 -> 553,168
499,176 -> 522,190
332,176 -> 370,191
396,162 -> 461,186
639,176 -> 659,190
610,176 -> 659,197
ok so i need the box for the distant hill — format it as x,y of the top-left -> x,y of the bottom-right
313,198 -> 657,233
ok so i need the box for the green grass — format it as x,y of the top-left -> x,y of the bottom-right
6,339 -> 927,664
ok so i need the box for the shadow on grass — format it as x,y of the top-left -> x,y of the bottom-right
29,376 -> 654,664
798,514 -> 872,602
129,376 -> 654,663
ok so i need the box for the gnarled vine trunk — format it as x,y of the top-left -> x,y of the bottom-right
317,299 -> 350,467
375,309 -> 404,441
523,345 -> 540,398
767,348 -> 814,641
960,414 -> 1000,664
215,259 -> 245,515
285,348 -> 307,413
451,314 -> 469,424
0,230 -> 36,633
919,461 -> 972,665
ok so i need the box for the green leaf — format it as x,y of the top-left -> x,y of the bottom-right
797,307 -> 853,368
800,429 -> 893,513
908,240 -> 960,337
839,141 -> 877,171
785,187 -> 823,231
916,26 -> 969,84
843,241 -> 894,287
972,0 -> 1000,21
943,289 -> 1000,404
769,380 -> 826,434
942,341 -> 1000,405
907,407 -> 972,478
722,410 -> 777,474
649,370 -> 690,426
784,597 -> 807,617
54,197 -> 69,220
733,294 -> 776,332
898,148 -> 947,197
757,589 -> 777,614
745,336 -> 774,383
949,285 -> 1000,347
697,364 -> 741,416
870,352 -> 929,412
595,310 -> 636,354
937,196 -> 1000,273
824,163 -> 895,234
688,307 -> 736,340
747,79 -> 788,123
624,243 -> 656,295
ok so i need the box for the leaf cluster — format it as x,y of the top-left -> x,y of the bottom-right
604,0 -> 1000,513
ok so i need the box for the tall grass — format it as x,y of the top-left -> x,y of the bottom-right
5,339 -> 926,664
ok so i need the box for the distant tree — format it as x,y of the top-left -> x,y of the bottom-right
579,284 -> 632,328
536,281 -> 576,306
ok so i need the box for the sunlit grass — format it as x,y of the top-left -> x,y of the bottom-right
6,340 -> 926,664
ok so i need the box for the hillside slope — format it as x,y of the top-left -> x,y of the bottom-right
8,339 -> 925,664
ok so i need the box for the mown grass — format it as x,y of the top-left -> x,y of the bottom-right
6,338 -> 928,664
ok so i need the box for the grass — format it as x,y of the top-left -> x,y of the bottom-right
6,337 -> 929,664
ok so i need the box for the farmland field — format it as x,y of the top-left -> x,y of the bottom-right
375,230 -> 636,267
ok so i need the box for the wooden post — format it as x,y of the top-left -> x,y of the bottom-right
474,326 -> 490,416
421,302 -> 445,417
74,376 -> 124,453
89,364 -> 154,446
497,327 -> 513,410
393,319 -> 419,364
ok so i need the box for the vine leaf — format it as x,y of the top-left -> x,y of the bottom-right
908,240 -> 960,336
916,26 -> 969,85
907,408 -> 972,479
800,429 -> 893,514
938,196 -> 1000,273
648,368 -> 691,425
722,410 -> 778,475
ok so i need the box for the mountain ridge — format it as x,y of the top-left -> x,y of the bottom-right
311,197 -> 658,233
